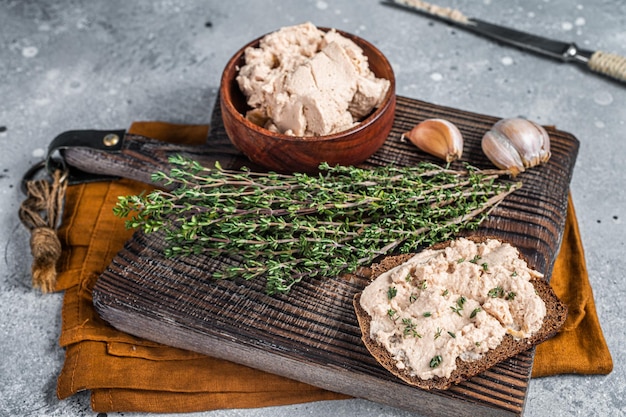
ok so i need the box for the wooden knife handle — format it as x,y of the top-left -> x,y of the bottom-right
587,50 -> 626,83
62,133 -> 259,189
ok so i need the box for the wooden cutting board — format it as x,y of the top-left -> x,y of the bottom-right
92,95 -> 579,417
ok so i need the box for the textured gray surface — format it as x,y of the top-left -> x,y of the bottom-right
1,1 -> 624,416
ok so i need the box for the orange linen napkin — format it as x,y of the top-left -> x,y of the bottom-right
532,199 -> 613,377
53,121 -> 611,413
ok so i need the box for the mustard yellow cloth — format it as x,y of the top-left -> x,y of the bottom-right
532,198 -> 613,377
54,122 -> 611,413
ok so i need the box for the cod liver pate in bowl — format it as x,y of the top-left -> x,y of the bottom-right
219,22 -> 396,173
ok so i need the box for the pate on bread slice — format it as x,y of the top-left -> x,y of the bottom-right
353,236 -> 567,390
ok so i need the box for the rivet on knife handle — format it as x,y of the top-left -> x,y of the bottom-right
588,51 -> 626,83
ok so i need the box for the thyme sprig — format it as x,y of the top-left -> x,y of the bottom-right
114,155 -> 521,295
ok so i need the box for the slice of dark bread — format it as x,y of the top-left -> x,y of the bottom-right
353,236 -> 568,390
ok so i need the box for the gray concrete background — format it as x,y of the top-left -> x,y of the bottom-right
1,1 -> 624,416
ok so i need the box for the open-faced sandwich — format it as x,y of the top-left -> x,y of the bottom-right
353,236 -> 567,390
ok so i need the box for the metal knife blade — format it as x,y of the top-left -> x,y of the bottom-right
382,0 -> 626,83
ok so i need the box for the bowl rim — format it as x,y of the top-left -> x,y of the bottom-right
219,26 -> 396,144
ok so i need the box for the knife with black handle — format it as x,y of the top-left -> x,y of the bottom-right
20,105 -> 253,192
383,0 -> 626,83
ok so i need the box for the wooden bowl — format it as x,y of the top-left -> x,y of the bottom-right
219,27 -> 396,173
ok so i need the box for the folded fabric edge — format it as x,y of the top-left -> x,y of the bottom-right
90,387 -> 351,413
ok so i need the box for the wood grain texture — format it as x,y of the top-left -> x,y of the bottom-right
92,95 -> 579,417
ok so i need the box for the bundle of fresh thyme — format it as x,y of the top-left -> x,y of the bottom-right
114,155 -> 521,295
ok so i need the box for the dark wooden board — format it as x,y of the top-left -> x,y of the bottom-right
92,95 -> 579,417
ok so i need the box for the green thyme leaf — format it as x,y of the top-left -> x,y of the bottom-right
450,305 -> 463,316
429,355 -> 443,368
402,318 -> 422,338
457,296 -> 467,307
488,286 -> 504,298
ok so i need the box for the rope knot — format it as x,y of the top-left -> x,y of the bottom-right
30,227 -> 63,293
18,169 -> 68,293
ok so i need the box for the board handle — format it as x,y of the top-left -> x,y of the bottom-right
587,50 -> 626,83
61,133 -> 250,189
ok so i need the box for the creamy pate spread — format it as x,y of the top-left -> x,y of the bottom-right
360,238 -> 546,380
236,22 -> 390,136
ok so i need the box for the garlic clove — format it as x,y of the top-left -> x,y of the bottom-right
481,129 -> 525,176
492,118 -> 551,168
530,120 -> 552,164
403,118 -> 463,162
481,117 -> 552,176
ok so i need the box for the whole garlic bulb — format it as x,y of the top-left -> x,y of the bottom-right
403,118 -> 464,163
481,118 -> 551,176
